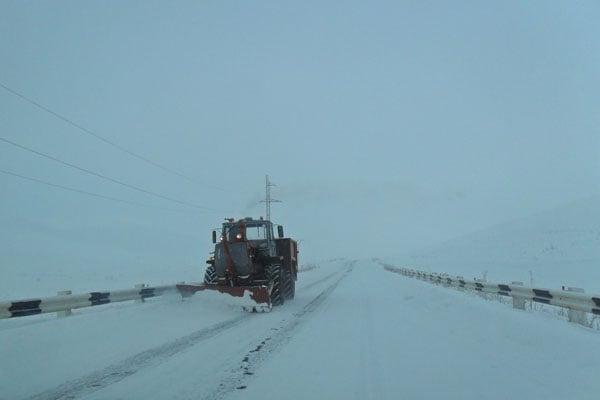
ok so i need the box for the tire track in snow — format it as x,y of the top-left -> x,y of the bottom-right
25,260 -> 353,400
26,315 -> 250,400
202,260 -> 356,400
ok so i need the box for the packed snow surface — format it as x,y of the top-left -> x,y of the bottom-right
1,259 -> 599,400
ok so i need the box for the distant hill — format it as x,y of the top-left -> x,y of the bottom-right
385,197 -> 600,290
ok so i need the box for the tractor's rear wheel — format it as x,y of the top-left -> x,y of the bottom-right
283,271 -> 295,300
203,265 -> 216,285
266,265 -> 284,306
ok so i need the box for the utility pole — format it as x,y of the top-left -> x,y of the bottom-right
260,175 -> 281,221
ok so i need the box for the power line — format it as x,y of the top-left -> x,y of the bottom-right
0,136 -> 218,212
0,82 -> 212,185
0,168 -> 189,213
0,82 -> 246,195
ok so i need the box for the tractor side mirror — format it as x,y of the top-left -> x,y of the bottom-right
277,225 -> 284,238
212,230 -> 217,244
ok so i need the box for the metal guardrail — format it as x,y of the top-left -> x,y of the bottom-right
382,264 -> 600,325
0,266 -> 320,320
0,284 -> 176,319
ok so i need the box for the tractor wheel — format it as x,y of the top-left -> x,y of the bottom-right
266,265 -> 284,306
203,265 -> 216,285
283,271 -> 295,300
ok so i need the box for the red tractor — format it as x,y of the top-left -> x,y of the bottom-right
177,217 -> 298,311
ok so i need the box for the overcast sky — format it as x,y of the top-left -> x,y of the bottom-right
1,1 -> 599,271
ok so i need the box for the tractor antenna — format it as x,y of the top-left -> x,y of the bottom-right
260,175 -> 281,221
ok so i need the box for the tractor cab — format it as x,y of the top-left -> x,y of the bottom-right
214,217 -> 282,254
210,218 -> 283,284
223,218 -> 273,241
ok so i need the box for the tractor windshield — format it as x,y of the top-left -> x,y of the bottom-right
245,224 -> 269,240
224,224 -> 240,241
223,221 -> 272,241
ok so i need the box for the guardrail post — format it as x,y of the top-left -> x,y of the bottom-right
456,276 -> 465,291
135,284 -> 146,303
566,287 -> 587,326
57,290 -> 72,318
476,278 -> 489,300
511,281 -> 526,310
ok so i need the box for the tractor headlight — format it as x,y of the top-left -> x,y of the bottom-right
220,235 -> 224,242
236,233 -> 243,239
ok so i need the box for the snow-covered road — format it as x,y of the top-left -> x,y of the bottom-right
1,259 -> 599,400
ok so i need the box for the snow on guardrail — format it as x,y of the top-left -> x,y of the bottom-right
0,284 -> 176,319
380,263 -> 600,327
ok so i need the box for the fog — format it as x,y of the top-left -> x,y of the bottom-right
1,1 -> 598,275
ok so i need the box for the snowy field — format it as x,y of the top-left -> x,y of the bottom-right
385,197 -> 600,291
1,258 -> 599,400
3,199 -> 599,305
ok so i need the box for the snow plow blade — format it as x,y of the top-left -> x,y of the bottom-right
176,283 -> 273,312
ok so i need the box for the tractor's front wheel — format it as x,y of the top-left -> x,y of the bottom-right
204,265 -> 216,285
